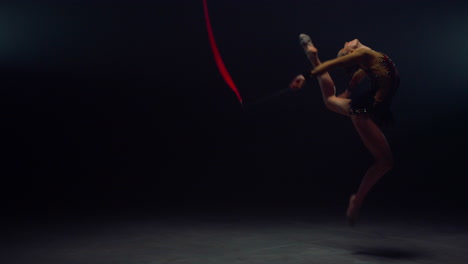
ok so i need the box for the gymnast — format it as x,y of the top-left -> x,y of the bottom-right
289,34 -> 400,226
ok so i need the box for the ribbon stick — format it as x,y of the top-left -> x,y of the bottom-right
203,0 -> 243,104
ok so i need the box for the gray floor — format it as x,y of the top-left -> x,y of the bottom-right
1,206 -> 467,264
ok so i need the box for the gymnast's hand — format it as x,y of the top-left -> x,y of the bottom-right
289,74 -> 306,91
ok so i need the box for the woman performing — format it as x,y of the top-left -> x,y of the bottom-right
289,34 -> 399,226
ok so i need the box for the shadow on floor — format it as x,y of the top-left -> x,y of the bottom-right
352,247 -> 432,260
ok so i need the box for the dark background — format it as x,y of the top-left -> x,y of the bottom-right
0,0 -> 466,218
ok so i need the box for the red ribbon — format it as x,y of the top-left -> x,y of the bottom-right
203,0 -> 243,104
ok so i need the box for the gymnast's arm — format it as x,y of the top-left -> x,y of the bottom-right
308,49 -> 370,77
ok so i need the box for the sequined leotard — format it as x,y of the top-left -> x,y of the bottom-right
348,52 -> 400,128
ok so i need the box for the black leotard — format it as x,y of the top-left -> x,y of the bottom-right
349,52 -> 400,128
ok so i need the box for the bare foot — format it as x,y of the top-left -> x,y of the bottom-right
299,34 -> 318,63
346,194 -> 362,227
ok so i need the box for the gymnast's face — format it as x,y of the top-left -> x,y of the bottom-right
338,39 -> 360,57
345,39 -> 359,48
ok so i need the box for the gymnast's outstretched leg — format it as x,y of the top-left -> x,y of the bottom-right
298,34 -> 351,116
